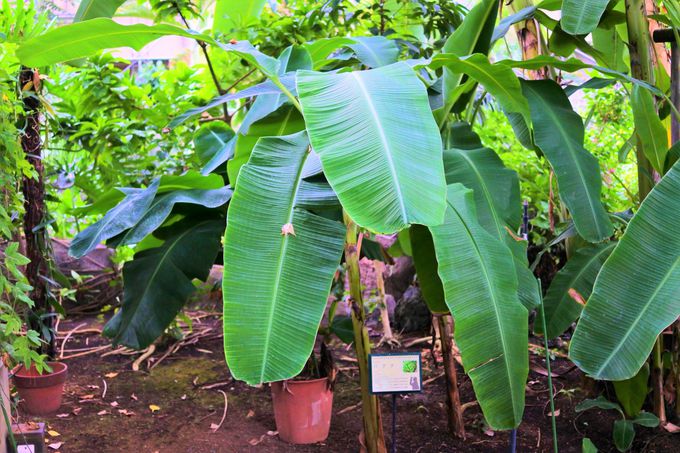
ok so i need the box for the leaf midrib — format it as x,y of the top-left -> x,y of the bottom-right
448,201 -> 520,418
351,71 -> 408,223
259,145 -> 310,383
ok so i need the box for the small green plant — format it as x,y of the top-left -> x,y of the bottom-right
575,393 -> 658,452
402,360 -> 417,373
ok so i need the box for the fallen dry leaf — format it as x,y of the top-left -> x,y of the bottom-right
104,372 -> 119,379
180,394 -> 187,400
55,413 -> 69,419
97,410 -> 109,416
130,393 -> 138,401
663,422 -> 680,433
80,394 -> 95,400
149,404 -> 161,413
248,435 -> 266,446
118,409 -> 135,416
48,430 -> 60,437
48,442 -> 63,450
246,410 -> 255,418
110,401 -> 119,407
72,407 -> 82,415
210,423 -> 220,431
548,409 -> 561,417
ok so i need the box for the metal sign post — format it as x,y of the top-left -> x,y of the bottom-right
368,352 -> 423,453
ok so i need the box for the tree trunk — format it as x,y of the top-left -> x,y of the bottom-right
437,315 -> 465,439
344,214 -> 387,453
19,67 -> 53,358
507,0 -> 551,79
624,0 -> 665,425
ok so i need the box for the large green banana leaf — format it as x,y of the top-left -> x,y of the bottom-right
346,36 -> 399,68
437,0 -> 498,121
522,79 -> 614,243
223,132 -> 346,385
430,184 -> 528,429
104,218 -> 223,348
213,0 -> 267,37
538,242 -> 615,339
193,122 -> 235,175
297,62 -> 446,233
74,0 -> 126,21
70,179 -> 160,258
561,0 -> 609,36
570,161 -> 680,380
16,19 -> 280,78
443,125 -> 539,309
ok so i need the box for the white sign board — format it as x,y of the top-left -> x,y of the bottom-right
369,353 -> 422,394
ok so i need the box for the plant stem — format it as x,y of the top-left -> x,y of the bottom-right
538,296 -> 558,453
625,0 -> 666,425
436,314 -> 466,439
344,213 -> 387,453
175,6 -> 229,122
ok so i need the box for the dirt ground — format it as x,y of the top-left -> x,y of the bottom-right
10,309 -> 679,453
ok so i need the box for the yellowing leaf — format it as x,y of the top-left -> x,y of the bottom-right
104,372 -> 119,378
149,404 -> 161,413
48,430 -> 60,437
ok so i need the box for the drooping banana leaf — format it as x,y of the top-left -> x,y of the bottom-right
443,124 -> 539,309
223,132 -> 346,384
521,79 -> 614,243
17,19 -> 280,78
193,122 -> 235,175
430,184 -> 528,429
69,179 -> 160,258
491,6 -> 536,44
409,225 -> 448,314
74,0 -> 127,21
430,54 -> 530,123
538,242 -> 615,339
561,0 -> 610,36
570,160 -> 680,380
630,85 -> 668,174
297,62 -> 446,233
120,187 -> 232,245
104,218 -> 223,348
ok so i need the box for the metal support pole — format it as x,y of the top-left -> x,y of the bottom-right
391,393 -> 397,453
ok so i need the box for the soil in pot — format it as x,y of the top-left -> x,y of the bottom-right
271,376 -> 334,444
13,362 -> 68,416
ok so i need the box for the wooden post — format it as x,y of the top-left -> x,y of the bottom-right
436,315 -> 465,438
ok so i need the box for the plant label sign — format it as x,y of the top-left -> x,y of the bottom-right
369,352 -> 422,394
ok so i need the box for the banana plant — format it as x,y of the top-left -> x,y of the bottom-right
18,1 -> 680,449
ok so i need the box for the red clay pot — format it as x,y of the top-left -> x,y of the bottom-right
271,377 -> 333,444
13,362 -> 68,415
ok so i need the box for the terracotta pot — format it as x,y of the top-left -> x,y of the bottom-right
13,362 -> 68,415
271,377 -> 333,444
